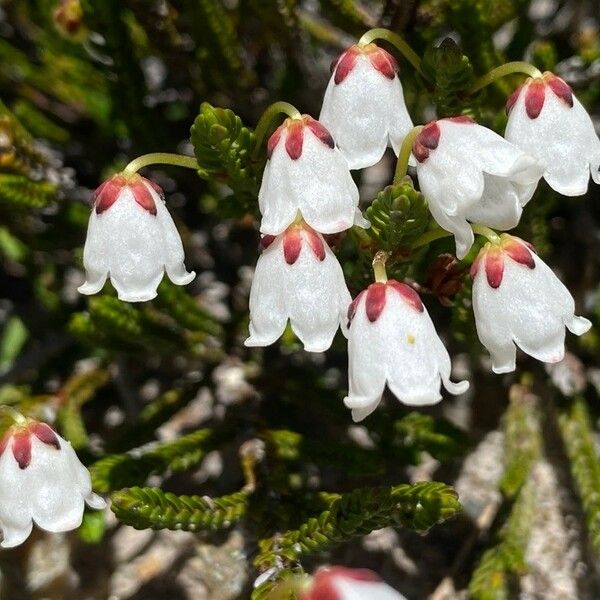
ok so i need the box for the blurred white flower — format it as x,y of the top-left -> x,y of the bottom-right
259,115 -> 369,234
344,279 -> 468,422
245,223 -> 351,352
300,566 -> 407,600
0,420 -> 105,548
78,173 -> 195,302
471,234 -> 591,373
414,116 -> 542,258
505,71 -> 600,196
319,44 -> 413,169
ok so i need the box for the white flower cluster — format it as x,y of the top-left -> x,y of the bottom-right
78,39 -> 598,425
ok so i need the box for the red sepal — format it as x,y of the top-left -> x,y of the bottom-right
545,73 -> 573,107
12,431 -> 32,470
365,282 -> 387,322
94,175 -> 127,214
388,280 -> 424,312
283,227 -> 302,265
347,291 -> 365,325
301,567 -> 381,600
31,423 -> 61,450
368,46 -> 398,80
131,179 -> 158,215
285,120 -> 304,160
267,124 -> 284,158
484,246 -> 504,289
305,118 -> 335,150
334,48 -> 359,84
502,238 -> 535,269
413,121 -> 440,163
259,234 -> 276,250
525,79 -> 546,119
305,228 -> 326,261
506,84 -> 524,114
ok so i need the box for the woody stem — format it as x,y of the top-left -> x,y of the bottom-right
358,28 -> 423,76
470,61 -> 543,93
252,101 -> 302,160
123,153 -> 199,175
393,125 -> 423,185
372,251 -> 391,283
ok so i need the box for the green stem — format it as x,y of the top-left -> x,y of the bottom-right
471,223 -> 501,244
358,28 -> 423,76
470,61 -> 543,94
372,251 -> 390,283
0,406 -> 27,426
393,125 -> 423,185
411,227 -> 453,249
123,153 -> 199,175
252,101 -> 302,160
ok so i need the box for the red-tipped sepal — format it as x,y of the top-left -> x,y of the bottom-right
388,280 -> 424,312
94,173 -> 158,215
501,235 -> 536,269
413,121 -> 441,163
525,79 -> 546,119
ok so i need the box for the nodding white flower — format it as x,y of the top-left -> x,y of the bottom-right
259,115 -> 369,235
505,71 -> 600,196
78,173 -> 195,303
300,567 -> 407,600
471,234 -> 591,374
413,116 -> 542,259
344,279 -> 468,422
245,222 -> 351,352
319,44 -> 413,170
0,420 -> 105,548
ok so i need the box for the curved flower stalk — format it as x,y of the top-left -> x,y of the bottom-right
344,277 -> 468,422
300,567 -> 407,599
505,71 -> 600,196
319,43 -> 413,170
0,418 -> 105,548
471,234 -> 591,373
78,173 -> 195,302
258,115 -> 369,235
245,222 -> 351,352
412,117 -> 542,258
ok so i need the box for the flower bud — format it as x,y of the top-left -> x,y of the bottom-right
78,173 -> 195,302
471,234 -> 591,373
259,115 -> 369,235
505,72 -> 600,196
245,222 -> 351,352
0,420 -> 105,548
344,279 -> 468,421
413,116 -> 542,258
319,44 -> 413,169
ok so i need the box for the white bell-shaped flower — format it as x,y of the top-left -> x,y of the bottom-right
414,116 -> 542,259
259,115 -> 369,235
471,234 -> 591,373
344,279 -> 469,422
245,222 -> 351,352
78,173 -> 195,302
0,420 -> 105,548
300,567 -> 407,600
505,71 -> 600,196
319,44 -> 413,170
